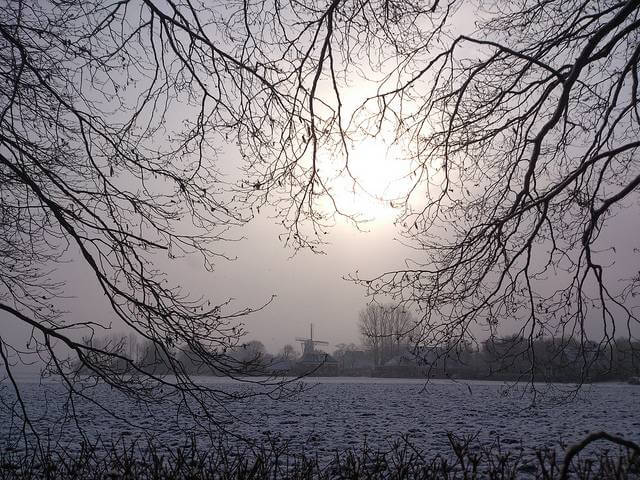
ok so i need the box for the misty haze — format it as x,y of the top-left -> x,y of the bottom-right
1,0 -> 639,478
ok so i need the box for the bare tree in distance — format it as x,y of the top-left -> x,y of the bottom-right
280,344 -> 299,361
358,304 -> 414,367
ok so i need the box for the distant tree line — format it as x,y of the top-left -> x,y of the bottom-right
76,335 -> 277,377
472,335 -> 640,383
78,322 -> 640,384
356,304 -> 640,383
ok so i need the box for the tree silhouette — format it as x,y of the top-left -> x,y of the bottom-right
348,0 -> 640,384
0,0 -> 313,451
358,304 -> 414,367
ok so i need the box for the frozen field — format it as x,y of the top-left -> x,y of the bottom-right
1,376 -> 639,462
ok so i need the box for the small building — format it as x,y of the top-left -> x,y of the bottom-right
342,350 -> 374,369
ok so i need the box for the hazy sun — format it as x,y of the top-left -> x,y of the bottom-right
328,137 -> 412,223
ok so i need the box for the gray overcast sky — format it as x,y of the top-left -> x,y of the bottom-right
212,215 -> 413,352
3,186 -> 636,360
0,182 -> 416,356
2,146 -> 638,358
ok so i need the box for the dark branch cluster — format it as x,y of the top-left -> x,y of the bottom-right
352,0 -> 640,381
0,0 -> 310,448
0,0 -> 445,450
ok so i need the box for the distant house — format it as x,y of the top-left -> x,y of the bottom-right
265,356 -> 295,375
290,350 -> 338,376
374,346 -> 449,378
384,350 -> 420,367
342,350 -> 374,369
298,350 -> 338,367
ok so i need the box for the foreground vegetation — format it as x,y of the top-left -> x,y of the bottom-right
1,432 -> 638,479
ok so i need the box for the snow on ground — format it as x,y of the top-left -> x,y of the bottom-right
1,376 -> 638,463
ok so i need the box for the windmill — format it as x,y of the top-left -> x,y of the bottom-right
295,323 -> 329,356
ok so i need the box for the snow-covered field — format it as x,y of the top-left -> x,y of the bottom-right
1,376 -> 639,462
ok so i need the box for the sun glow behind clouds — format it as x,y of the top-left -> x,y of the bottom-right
328,136 -> 414,223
